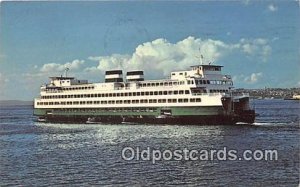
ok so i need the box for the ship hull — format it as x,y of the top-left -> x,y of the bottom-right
34,106 -> 255,125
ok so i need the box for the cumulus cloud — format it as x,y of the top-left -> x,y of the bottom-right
268,4 -> 278,12
84,36 -> 271,77
85,37 -> 240,76
31,36 -> 271,83
40,59 -> 85,73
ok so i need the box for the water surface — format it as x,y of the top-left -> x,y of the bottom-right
0,100 -> 299,186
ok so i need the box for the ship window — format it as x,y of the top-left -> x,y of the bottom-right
207,80 -> 210,84
179,73 -> 183,75
141,92 -> 145,96
145,92 -> 149,96
133,92 -> 136,96
147,83 -> 151,87
174,91 -> 178,95
196,98 -> 201,102
137,92 -> 140,96
163,91 -> 167,95
190,98 -> 196,102
178,99 -> 183,103
203,80 -> 206,84
154,91 -> 158,95
151,83 -> 155,87
167,99 -> 172,103
172,73 -> 175,75
150,91 -> 153,95
179,90 -> 184,94
164,82 -> 168,86
156,83 -> 159,86
113,93 -> 116,97
129,93 -> 132,96
188,80 -> 191,84
168,91 -> 172,95
158,91 -> 162,95
184,99 -> 188,103
160,82 -> 163,86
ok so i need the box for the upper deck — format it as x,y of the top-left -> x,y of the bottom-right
41,64 -> 233,95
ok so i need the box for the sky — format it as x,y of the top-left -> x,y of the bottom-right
0,1 -> 299,100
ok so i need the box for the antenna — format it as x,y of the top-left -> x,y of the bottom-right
195,48 -> 204,65
65,68 -> 69,77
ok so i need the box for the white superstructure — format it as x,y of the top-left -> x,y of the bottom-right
34,65 -> 238,109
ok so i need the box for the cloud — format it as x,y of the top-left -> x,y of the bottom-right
233,72 -> 263,84
40,59 -> 85,73
244,72 -> 263,84
239,38 -> 271,62
268,4 -> 278,12
84,36 -> 271,77
85,37 -> 239,76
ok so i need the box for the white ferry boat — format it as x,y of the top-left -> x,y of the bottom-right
33,63 -> 255,124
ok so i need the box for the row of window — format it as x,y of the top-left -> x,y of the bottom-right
138,79 -> 232,87
41,90 -> 191,99
37,98 -> 202,106
57,107 -> 157,113
139,81 -> 185,87
210,89 -> 229,93
193,80 -> 233,85
45,86 -> 94,92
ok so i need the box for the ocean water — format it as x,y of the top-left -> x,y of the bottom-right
0,100 -> 299,186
